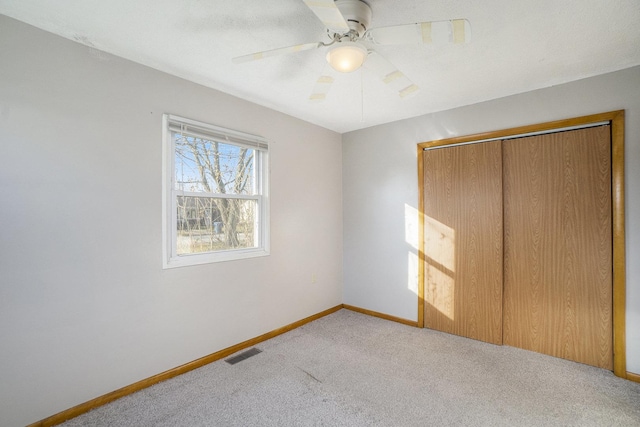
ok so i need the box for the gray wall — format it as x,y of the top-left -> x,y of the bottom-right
343,66 -> 640,375
0,16 -> 343,426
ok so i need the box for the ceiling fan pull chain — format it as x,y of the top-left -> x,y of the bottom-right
360,68 -> 364,123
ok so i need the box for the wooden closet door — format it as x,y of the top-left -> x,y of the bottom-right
502,126 -> 612,369
423,141 -> 503,345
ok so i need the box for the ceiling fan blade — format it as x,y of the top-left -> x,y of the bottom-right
302,0 -> 350,33
308,70 -> 335,102
365,19 -> 471,45
233,42 -> 320,64
363,51 -> 419,98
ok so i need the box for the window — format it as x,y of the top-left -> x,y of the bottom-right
162,114 -> 269,268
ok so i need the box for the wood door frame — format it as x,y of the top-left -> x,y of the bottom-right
417,110 -> 626,378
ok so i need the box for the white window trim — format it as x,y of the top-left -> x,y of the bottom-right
162,114 -> 270,269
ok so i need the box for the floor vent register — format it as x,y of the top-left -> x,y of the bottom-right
225,348 -> 263,365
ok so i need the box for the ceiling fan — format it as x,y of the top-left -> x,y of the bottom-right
233,0 -> 471,101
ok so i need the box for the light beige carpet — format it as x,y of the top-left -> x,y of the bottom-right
61,309 -> 640,426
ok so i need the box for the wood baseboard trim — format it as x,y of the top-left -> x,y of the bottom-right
343,304 -> 419,327
626,371 -> 640,383
28,304 -> 343,427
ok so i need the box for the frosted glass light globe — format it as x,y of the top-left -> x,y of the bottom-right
326,42 -> 368,73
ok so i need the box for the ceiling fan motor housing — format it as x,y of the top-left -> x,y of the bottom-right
335,0 -> 372,37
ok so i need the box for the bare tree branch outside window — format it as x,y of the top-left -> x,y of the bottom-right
174,135 -> 256,255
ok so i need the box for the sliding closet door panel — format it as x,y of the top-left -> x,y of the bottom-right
423,141 -> 503,345
502,126 -> 612,369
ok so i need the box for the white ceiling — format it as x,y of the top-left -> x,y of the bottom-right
1,0 -> 639,133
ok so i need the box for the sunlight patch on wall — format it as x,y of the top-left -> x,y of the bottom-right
405,204 -> 419,295
404,204 -> 419,250
408,251 -> 418,295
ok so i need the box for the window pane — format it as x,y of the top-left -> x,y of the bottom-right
174,133 -> 255,195
176,196 -> 257,255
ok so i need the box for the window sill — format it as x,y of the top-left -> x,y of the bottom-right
163,248 -> 270,269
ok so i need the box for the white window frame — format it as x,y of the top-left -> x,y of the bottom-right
162,114 -> 270,268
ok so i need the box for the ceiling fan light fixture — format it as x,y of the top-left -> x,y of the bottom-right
326,42 -> 368,73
